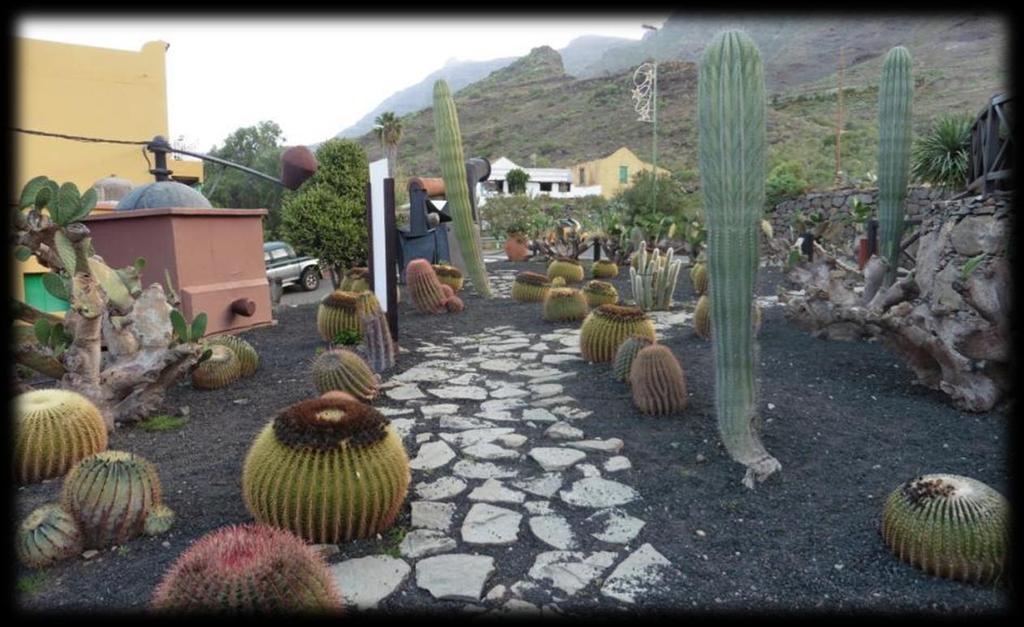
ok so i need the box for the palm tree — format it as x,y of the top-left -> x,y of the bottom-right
373,112 -> 403,178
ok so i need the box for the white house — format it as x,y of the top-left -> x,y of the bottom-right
480,156 -> 602,201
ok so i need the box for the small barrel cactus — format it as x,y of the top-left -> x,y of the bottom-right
152,523 -> 344,613
207,335 -> 259,377
579,305 -> 656,363
441,284 -> 465,313
61,450 -> 173,548
582,280 -> 619,308
433,263 -> 464,292
693,295 -> 762,341
340,266 -> 371,293
881,474 -> 1008,584
311,348 -> 379,402
690,262 -> 708,296
242,397 -> 411,543
592,259 -> 619,279
550,276 -> 567,288
17,504 -> 83,568
406,259 -> 448,314
316,290 -> 374,342
612,336 -> 655,383
511,271 -> 551,303
192,344 -> 243,390
14,389 -> 108,485
542,288 -> 588,322
547,257 -> 584,283
629,344 -> 688,416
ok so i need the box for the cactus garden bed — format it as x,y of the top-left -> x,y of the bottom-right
14,259 -> 1008,614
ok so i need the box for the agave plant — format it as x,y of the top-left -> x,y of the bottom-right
910,113 -> 973,192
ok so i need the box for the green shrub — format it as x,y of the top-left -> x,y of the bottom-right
764,161 -> 810,208
506,168 -> 530,195
911,113 -> 973,191
481,195 -> 545,238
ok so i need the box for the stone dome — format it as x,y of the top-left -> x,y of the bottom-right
116,181 -> 212,211
91,175 -> 134,202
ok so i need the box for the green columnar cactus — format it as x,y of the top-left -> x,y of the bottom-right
340,267 -> 371,293
592,259 -> 619,279
191,344 -> 243,390
440,284 -> 465,313
698,29 -> 781,488
152,523 -> 344,613
433,264 -> 464,292
14,389 -> 109,484
629,246 -> 683,311
693,295 -> 761,340
579,305 -> 656,363
406,259 -> 449,314
881,474 -> 1008,584
612,336 -> 655,383
359,311 -> 396,374
511,272 -> 551,303
433,79 -> 492,297
582,280 -> 619,308
629,344 -> 688,416
208,335 -> 259,377
542,288 -> 589,322
877,46 -> 914,287
242,397 -> 411,543
61,450 -> 173,548
17,504 -> 84,568
311,348 -> 379,402
547,257 -> 585,283
690,262 -> 708,296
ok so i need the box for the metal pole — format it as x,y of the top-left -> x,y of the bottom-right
652,59 -> 658,216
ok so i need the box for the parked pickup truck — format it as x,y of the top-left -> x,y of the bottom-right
264,241 -> 321,291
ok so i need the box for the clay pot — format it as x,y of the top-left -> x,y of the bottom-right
504,233 -> 531,262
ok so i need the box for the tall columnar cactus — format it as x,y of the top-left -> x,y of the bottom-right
359,311 -> 396,374
152,523 -> 344,613
547,257 -> 585,283
208,335 -> 260,377
61,450 -> 173,548
693,295 -> 762,341
406,259 -> 449,314
877,46 -> 914,287
14,389 -> 108,484
690,262 -> 708,296
629,247 -> 683,311
698,29 -> 781,488
612,336 -> 655,383
433,264 -> 464,292
881,474 -> 1008,584
433,79 -> 492,297
542,288 -> 589,322
511,272 -> 551,303
191,344 -> 243,390
311,348 -> 379,402
629,344 -> 688,416
242,397 -> 411,543
582,280 -> 619,308
579,305 -> 656,363
17,504 -> 84,568
592,259 -> 619,279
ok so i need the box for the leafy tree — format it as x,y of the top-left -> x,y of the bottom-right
374,112 -> 403,179
911,113 -> 973,191
506,168 -> 530,195
203,121 -> 286,239
279,139 -> 369,288
612,170 -> 698,229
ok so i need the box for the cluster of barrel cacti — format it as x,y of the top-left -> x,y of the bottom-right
630,247 -> 682,311
192,335 -> 259,390
592,259 -> 619,279
311,348 -> 380,402
242,396 -> 410,543
433,263 -> 464,292
152,523 -> 344,613
542,288 -> 589,322
512,271 -> 552,303
407,259 -> 464,314
14,389 -> 108,484
579,305 -> 655,363
582,280 -> 619,308
547,257 -> 585,283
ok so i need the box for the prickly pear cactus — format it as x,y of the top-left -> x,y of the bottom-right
14,389 -> 108,484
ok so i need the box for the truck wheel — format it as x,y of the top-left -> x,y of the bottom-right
300,267 -> 320,292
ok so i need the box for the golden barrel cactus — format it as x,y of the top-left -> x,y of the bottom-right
207,335 -> 259,377
542,288 -> 588,322
192,344 -> 243,390
547,257 -> 584,283
316,290 -> 381,342
579,305 -> 656,363
592,259 -> 619,279
311,348 -> 379,402
14,389 -> 108,485
511,271 -> 551,303
690,262 -> 708,296
242,397 -> 411,543
694,295 -> 762,341
582,280 -> 619,308
629,344 -> 688,416
433,264 -> 464,292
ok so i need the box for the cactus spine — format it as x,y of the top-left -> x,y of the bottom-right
17,504 -> 84,568
542,288 -> 589,322
877,46 -> 914,286
629,247 -> 682,311
14,389 -> 108,484
629,344 -> 688,416
242,397 -> 411,543
311,348 -> 379,402
579,305 -> 656,363
152,523 -> 343,612
433,79 -> 491,297
698,29 -> 780,488
612,336 -> 655,383
359,311 -> 396,373
61,450 -> 173,548
512,272 -> 551,302
582,280 -> 619,308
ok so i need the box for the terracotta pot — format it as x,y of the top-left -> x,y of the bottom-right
504,233 -> 531,262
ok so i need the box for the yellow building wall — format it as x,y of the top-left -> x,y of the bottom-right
13,37 -> 201,306
572,146 -> 671,199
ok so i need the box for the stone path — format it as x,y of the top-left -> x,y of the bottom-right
328,269 -> 779,614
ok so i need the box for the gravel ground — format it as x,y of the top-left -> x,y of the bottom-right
14,258 -> 1011,615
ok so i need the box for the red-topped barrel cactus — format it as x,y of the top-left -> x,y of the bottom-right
441,284 -> 465,313
511,271 -> 551,303
406,259 -> 449,314
579,304 -> 656,363
242,397 -> 411,543
629,344 -> 688,416
14,389 -> 108,485
152,523 -> 344,613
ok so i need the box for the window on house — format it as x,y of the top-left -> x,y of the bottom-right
558,182 -> 570,192
539,182 -> 553,192
619,166 -> 629,184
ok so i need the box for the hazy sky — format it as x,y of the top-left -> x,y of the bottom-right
18,16 -> 668,152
